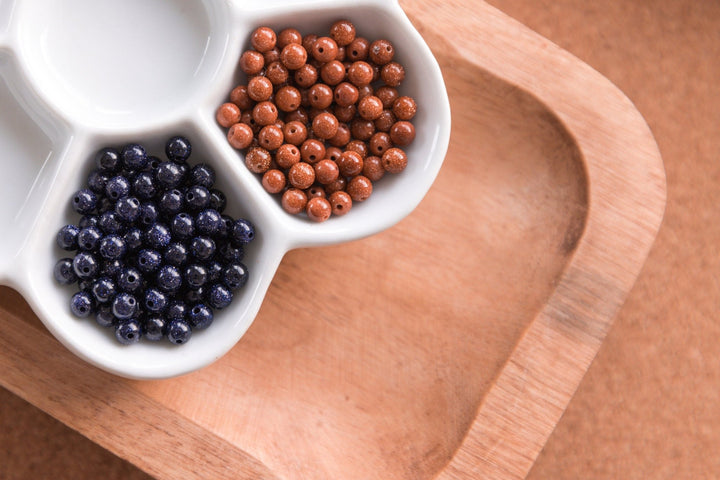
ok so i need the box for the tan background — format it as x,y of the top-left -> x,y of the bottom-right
1,0 -> 718,478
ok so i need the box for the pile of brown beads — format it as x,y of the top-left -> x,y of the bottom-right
216,20 -> 417,222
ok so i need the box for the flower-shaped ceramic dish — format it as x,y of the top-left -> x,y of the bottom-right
0,0 -> 450,379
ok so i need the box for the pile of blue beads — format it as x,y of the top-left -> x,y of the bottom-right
53,136 -> 255,345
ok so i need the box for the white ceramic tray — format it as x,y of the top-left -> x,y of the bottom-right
0,0 -> 450,379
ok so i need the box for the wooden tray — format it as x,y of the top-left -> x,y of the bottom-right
0,1 -> 666,479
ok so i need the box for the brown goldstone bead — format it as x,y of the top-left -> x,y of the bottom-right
337,150 -> 364,177
345,139 -> 368,158
381,62 -> 405,87
261,169 -> 286,194
216,102 -> 241,128
369,132 -> 392,156
227,122 -> 254,150
294,64 -> 318,88
389,120 -> 415,146
329,20 -> 356,47
275,143 -> 301,169
247,76 -> 273,102
239,50 -> 265,75
300,139 -> 326,163
311,36 -> 339,63
280,43 -> 308,70
281,188 -> 307,215
305,197 -> 332,222
240,110 -> 259,131
312,112 -> 339,140
275,85 -> 302,112
288,162 -> 315,189
328,190 -> 352,216
346,37 -> 369,61
258,124 -> 284,151
369,39 -> 394,65
314,159 -> 340,185
230,85 -> 254,110
350,118 -> 375,141
392,96 -> 417,120
308,107 -> 330,121
374,109 -> 396,132
308,83 -> 333,109
320,60 -> 346,86
334,82 -> 359,107
346,175 -> 373,202
245,147 -> 272,173
347,61 -> 373,87
277,28 -> 302,48
305,185 -> 326,200
362,155 -> 385,182
282,121 -> 307,146
251,26 -> 277,53
333,104 -> 356,123
325,146 -> 342,162
375,86 -> 399,109
357,84 -> 374,101
252,101 -> 278,126
357,95 -> 383,120
382,147 -> 408,173
302,34 -> 318,54
324,176 -> 347,194
263,47 -> 280,65
284,107 -> 309,125
328,123 -> 351,147
266,61 -> 289,85
335,46 -> 346,62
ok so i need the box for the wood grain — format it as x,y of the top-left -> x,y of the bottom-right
0,1 -> 665,479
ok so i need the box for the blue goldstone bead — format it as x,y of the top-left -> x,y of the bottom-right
95,304 -> 116,327
207,283 -> 232,310
78,214 -> 99,228
167,318 -> 192,345
105,175 -> 131,201
98,234 -> 126,260
87,169 -> 110,194
138,202 -> 159,227
72,252 -> 99,279
165,136 -> 192,163
71,188 -> 97,215
184,263 -> 208,289
145,223 -> 171,249
209,189 -> 227,213
171,212 -> 194,239
112,292 -> 138,320
158,189 -> 184,217
231,218 -> 255,245
164,242 -> 188,267
57,224 -> 80,250
121,143 -> 148,171
132,172 -> 156,200
91,276 -> 116,303
166,300 -> 188,321
123,228 -> 143,253
117,267 -> 143,293
115,196 -> 141,223
142,316 -> 166,341
156,265 -> 182,292
100,259 -> 123,279
195,209 -> 222,236
98,211 -> 124,234
156,161 -> 185,189
185,185 -> 210,211
188,303 -> 213,329
144,155 -> 162,173
184,286 -> 206,304
136,249 -> 162,273
189,163 -> 215,189
54,258 -> 78,285
95,147 -> 121,172
77,226 -> 102,251
144,287 -> 168,313
218,241 -> 244,264
70,291 -> 94,317
115,318 -> 142,344
223,263 -> 248,290
190,236 -> 215,261
206,261 -> 223,283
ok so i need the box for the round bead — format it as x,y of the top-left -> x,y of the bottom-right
280,43 -> 308,70
392,96 -> 417,120
166,136 -> 192,163
278,27 -> 302,48
305,197 -> 332,222
121,143 -> 148,170
252,101 -> 278,126
333,104 -> 356,123
275,85 -> 301,112
374,109 -> 397,132
232,218 -> 255,244
369,132 -> 392,156
312,112 -> 339,139
247,76 -> 273,102
281,188 -> 307,214
95,147 -> 121,172
333,82 -> 359,107
98,234 -> 126,260
144,287 -> 168,313
71,291 -> 95,318
381,62 -> 405,87
164,242 -> 189,267
143,316 -> 167,341
250,26 -> 277,53
346,37 -> 369,61
112,292 -> 138,320
358,95 -> 383,120
137,248 -> 162,273
346,175 -> 373,202
347,61 -> 374,87
314,159 -> 340,185
190,236 -> 217,261
77,226 -> 102,251
245,147 -> 272,174
208,284 -> 233,310
57,224 -> 80,250
185,185 -> 211,211
288,162 -> 316,189
263,47 -> 280,65
369,39 -> 395,65
284,107 -> 309,125
300,139 -> 326,164
230,85 -> 254,110
320,60 -> 346,85
239,50 -> 265,76
262,169 -> 286,193
54,258 -> 78,285
325,146 -> 343,162
302,33 -> 318,53
73,252 -> 99,279
328,123 -> 351,147
223,263 -> 249,290
329,19 -> 356,47
227,122 -> 254,150
275,143 -> 301,169
282,121 -> 308,146
357,84 -> 374,101
258,124 -> 284,151
305,185 -> 325,200
328,190 -> 352,216
308,83 -> 334,109
382,147 -> 408,173
311,36 -> 339,63
376,86 -> 399,109
390,120 -> 416,146
71,188 -> 97,215
345,139 -> 368,158
294,63 -> 318,88
324,176 -> 347,195
167,319 -> 192,345
132,172 -> 156,199
265,61 -> 289,85
337,151 -> 364,177
362,155 -> 385,182
350,118 -> 375,141
115,319 -> 142,344
188,303 -> 214,329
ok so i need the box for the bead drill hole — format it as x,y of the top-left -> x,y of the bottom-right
128,298 -> 135,304
82,267 -> 90,273
128,275 -> 136,283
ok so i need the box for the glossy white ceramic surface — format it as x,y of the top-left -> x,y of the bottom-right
0,0 -> 450,379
